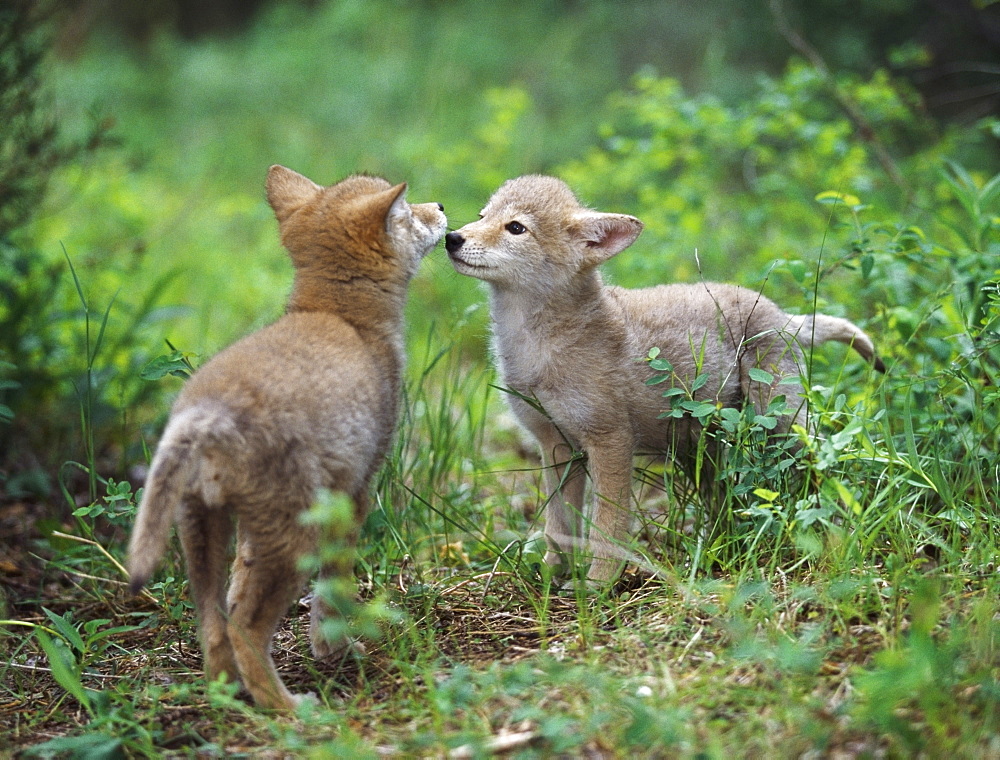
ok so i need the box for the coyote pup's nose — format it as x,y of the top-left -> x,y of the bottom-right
445,232 -> 465,253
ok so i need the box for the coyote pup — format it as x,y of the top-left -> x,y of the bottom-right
445,175 -> 882,583
128,166 -> 446,709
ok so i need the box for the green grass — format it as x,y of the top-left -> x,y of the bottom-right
3,1 -> 1000,756
3,333 -> 999,756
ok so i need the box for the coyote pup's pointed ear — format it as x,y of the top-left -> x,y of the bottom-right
378,182 -> 410,232
266,165 -> 321,223
572,212 -> 644,266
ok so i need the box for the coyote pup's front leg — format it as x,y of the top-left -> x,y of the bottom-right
582,437 -> 635,583
537,428 -> 586,571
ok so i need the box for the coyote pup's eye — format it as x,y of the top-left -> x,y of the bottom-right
506,221 -> 526,235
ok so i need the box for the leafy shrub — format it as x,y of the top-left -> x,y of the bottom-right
0,2 -> 108,238
560,62 -> 979,290
0,238 -> 182,497
0,7 -> 206,499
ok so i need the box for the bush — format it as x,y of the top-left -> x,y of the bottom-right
0,1 -> 112,239
560,62 -> 983,289
0,1 -> 133,496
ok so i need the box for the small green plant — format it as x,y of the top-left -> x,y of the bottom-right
63,247 -> 118,504
139,341 -> 197,381
851,581 -> 1000,755
640,346 -> 809,571
71,477 -> 141,534
1,240 -> 183,497
298,489 -> 404,651
0,611 -> 157,758
0,359 -> 16,425
36,477 -> 155,607
37,607 -> 139,672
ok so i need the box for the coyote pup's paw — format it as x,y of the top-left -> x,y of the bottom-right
311,630 -> 366,660
290,691 -> 319,709
543,550 -> 573,574
586,557 -> 626,587
309,592 -> 367,660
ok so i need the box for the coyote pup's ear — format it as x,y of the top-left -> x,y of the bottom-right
572,212 -> 644,266
376,182 -> 410,233
266,165 -> 322,223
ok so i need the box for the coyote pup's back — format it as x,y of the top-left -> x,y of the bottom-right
127,167 -> 446,710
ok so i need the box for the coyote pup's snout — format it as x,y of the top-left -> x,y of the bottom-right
127,166 -> 446,709
449,175 -> 883,583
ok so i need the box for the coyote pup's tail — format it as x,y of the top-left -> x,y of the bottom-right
127,404 -> 239,594
791,314 -> 886,373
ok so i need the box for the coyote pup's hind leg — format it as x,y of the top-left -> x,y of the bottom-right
309,490 -> 369,661
177,501 -> 239,685
225,509 -> 311,711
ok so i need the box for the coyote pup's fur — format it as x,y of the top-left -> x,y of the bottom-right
445,175 -> 882,583
127,166 -> 446,709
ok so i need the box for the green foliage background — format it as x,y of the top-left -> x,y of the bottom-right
12,0 -> 998,467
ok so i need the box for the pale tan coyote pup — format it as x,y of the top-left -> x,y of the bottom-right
128,166 -> 446,710
445,175 -> 882,584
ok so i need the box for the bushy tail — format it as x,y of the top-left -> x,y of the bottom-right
791,314 -> 886,373
127,436 -> 196,594
126,404 -> 238,594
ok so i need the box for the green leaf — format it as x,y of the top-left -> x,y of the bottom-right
648,358 -> 673,373
753,488 -> 780,503
679,400 -> 718,419
815,190 -> 862,208
62,245 -> 88,311
35,630 -> 91,713
90,288 -> 120,366
979,171 -> 1000,209
833,479 -> 863,515
42,607 -> 86,655
22,733 -> 122,759
860,253 -> 874,279
719,407 -> 742,423
81,618 -> 113,638
748,368 -> 773,384
753,414 -> 778,430
140,351 -> 194,380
